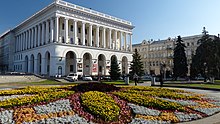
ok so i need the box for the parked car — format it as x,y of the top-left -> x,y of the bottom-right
67,73 -> 78,81
82,75 -> 93,81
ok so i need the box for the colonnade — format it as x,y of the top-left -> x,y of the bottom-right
15,16 -> 133,52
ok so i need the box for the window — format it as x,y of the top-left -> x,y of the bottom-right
70,25 -> 73,31
191,42 -> 194,46
62,23 -> 64,30
85,29 -> 87,34
62,37 -> 65,43
187,43 -> 190,46
70,65 -> 73,72
78,28 -> 81,33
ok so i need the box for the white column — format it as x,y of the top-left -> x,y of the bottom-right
28,29 -> 31,49
89,24 -> 93,47
73,20 -> 78,45
130,34 -> 132,52
15,36 -> 17,52
124,32 -> 127,51
50,18 -> 54,42
22,33 -> 24,51
21,33 -> 23,51
45,20 -> 49,44
34,26 -> 37,47
108,29 -> 112,49
31,28 -> 34,48
114,30 -> 117,50
102,27 -> 106,48
26,31 -> 28,49
42,22 -> 45,45
38,24 -> 41,47
96,26 -> 99,47
55,16 -> 59,42
16,36 -> 18,52
81,22 -> 85,45
119,32 -> 122,50
64,18 -> 69,44
19,35 -> 22,51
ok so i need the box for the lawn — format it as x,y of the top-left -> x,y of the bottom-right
0,83 -> 220,124
164,82 -> 220,89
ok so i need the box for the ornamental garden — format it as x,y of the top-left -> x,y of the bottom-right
0,83 -> 220,124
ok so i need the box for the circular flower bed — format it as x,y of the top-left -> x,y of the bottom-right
0,83 -> 220,124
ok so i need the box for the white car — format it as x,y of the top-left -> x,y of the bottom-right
82,75 -> 93,81
67,73 -> 78,81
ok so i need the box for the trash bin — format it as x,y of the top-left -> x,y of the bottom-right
151,77 -> 156,86
125,76 -> 129,85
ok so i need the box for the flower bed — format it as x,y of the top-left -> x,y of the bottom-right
81,91 -> 120,121
0,83 -> 219,124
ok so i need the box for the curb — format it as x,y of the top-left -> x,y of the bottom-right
153,85 -> 220,91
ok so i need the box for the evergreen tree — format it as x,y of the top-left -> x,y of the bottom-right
129,48 -> 144,78
109,56 -> 121,80
173,36 -> 188,79
191,33 -> 220,79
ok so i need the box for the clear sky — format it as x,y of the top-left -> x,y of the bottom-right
1,0 -> 220,44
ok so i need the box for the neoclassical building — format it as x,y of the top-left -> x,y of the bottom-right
0,0 -> 134,76
133,33 -> 215,77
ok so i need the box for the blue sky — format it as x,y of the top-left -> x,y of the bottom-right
1,0 -> 220,44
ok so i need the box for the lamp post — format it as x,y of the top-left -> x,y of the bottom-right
203,62 -> 207,82
160,62 -> 165,86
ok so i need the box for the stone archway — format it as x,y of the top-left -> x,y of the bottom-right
25,56 -> 28,73
98,54 -> 106,76
83,53 -> 92,75
30,54 -> 34,73
37,53 -> 42,74
65,51 -> 77,75
45,51 -> 50,76
122,56 -> 128,74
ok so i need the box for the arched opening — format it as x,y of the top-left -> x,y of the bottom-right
122,56 -> 128,74
25,56 -> 28,73
83,53 -> 92,75
30,54 -> 34,73
111,55 -> 118,62
65,51 -> 77,75
37,53 -> 42,74
98,54 -> 106,76
45,51 -> 50,76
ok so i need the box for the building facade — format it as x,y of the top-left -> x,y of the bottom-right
0,0 -> 134,76
133,34 -> 211,77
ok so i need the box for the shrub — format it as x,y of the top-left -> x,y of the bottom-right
81,91 -> 120,121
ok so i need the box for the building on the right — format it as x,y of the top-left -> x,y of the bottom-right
133,33 -> 215,78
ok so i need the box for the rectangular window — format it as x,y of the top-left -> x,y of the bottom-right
85,29 -> 87,34
187,43 -> 190,46
78,28 -> 81,33
62,23 -> 64,30
70,65 -> 73,72
70,25 -> 73,31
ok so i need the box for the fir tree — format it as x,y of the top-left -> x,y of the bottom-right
109,56 -> 121,80
173,36 -> 188,79
129,48 -> 144,78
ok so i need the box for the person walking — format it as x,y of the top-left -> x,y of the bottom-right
133,73 -> 138,86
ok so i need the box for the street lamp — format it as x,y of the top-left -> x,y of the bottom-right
160,62 -> 166,86
203,62 -> 207,82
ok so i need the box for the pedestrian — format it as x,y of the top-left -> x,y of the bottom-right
133,73 -> 138,86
